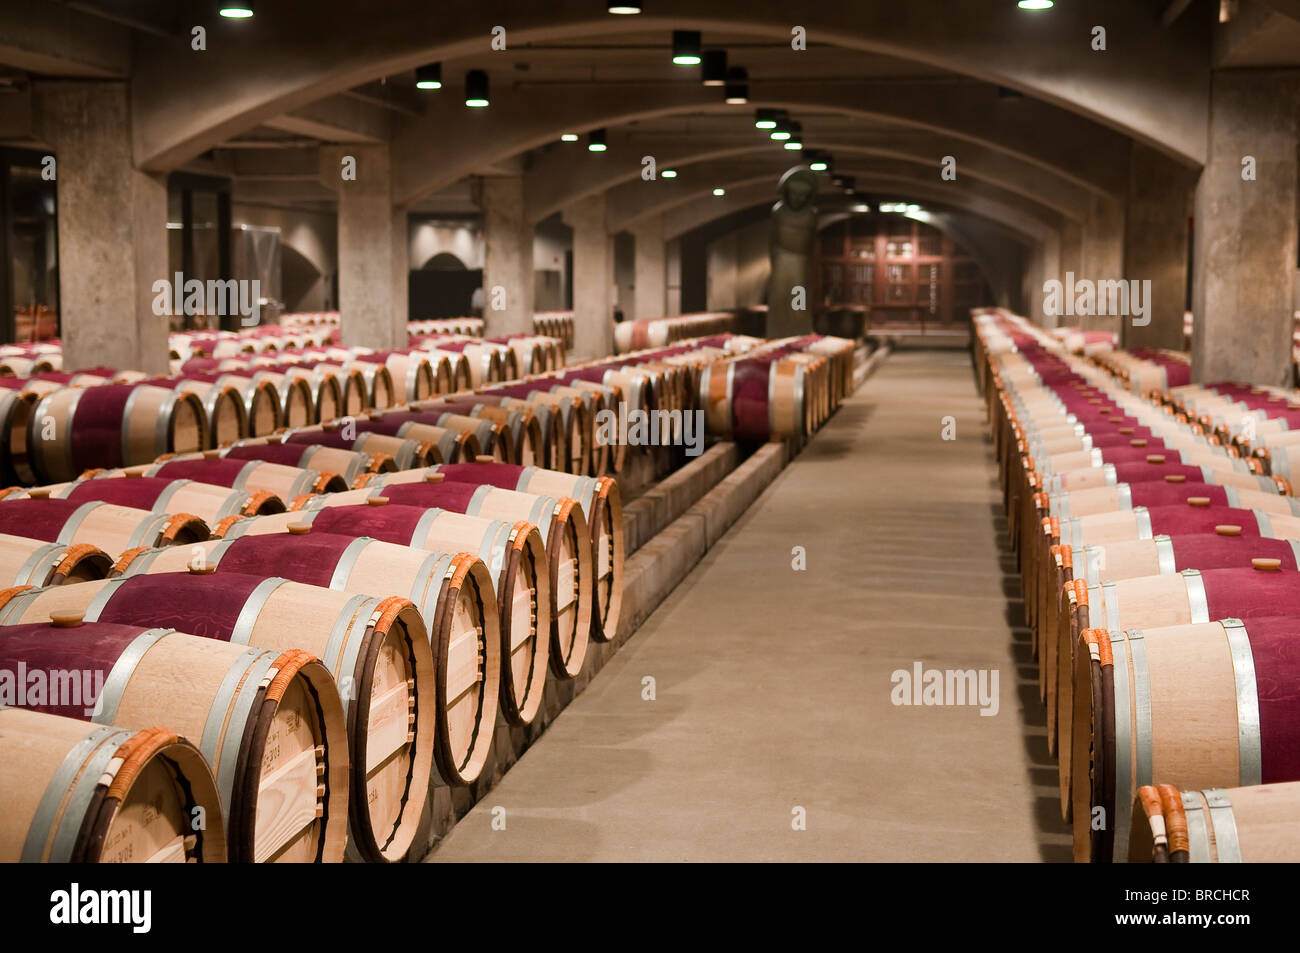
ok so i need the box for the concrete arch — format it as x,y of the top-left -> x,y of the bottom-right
393,81 -> 1136,205
130,1 -> 1209,172
526,132 -> 1094,224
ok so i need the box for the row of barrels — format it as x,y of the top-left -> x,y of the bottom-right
975,307 -> 1300,863
613,312 -> 738,354
0,450 -> 626,862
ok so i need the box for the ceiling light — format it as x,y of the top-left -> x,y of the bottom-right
907,204 -> 920,212
672,30 -> 701,66
852,203 -> 870,213
661,169 -> 677,178
607,1 -> 642,12
712,188 -> 725,196
804,149 -> 831,173
464,70 -> 489,107
1017,0 -> 1053,8
701,50 -> 727,86
587,129 -> 607,152
415,63 -> 442,90
770,118 -> 792,141
782,122 -> 803,150
218,2 -> 254,16
754,108 -> 778,130
724,67 -> 748,104
560,133 -> 579,142
838,175 -> 855,192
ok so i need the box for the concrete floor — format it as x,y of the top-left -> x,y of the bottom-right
431,349 -> 1071,862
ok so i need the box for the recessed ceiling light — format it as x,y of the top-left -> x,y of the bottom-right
724,67 -> 748,104
770,118 -> 792,141
218,2 -> 254,17
560,133 -> 579,142
607,1 -> 642,12
661,169 -> 678,178
672,30 -> 702,66
852,203 -> 870,213
783,122 -> 803,150
588,129 -> 607,152
712,187 -> 725,196
754,108 -> 778,130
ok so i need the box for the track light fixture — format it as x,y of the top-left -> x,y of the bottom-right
465,70 -> 489,107
724,67 -> 749,104
672,30 -> 702,65
754,108 -> 779,130
415,63 -> 442,90
770,118 -> 792,141
701,50 -> 727,86
782,121 -> 803,150
587,128 -> 608,152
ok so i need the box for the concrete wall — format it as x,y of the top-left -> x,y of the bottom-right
232,203 -> 336,312
409,218 -> 483,271
533,216 -> 571,312
705,220 -> 770,311
613,231 -> 635,318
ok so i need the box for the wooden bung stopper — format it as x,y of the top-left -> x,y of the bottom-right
423,472 -> 444,483
1088,398 -> 1102,405
1252,557 -> 1282,571
1164,474 -> 1186,483
187,563 -> 217,575
1129,438 -> 1148,447
203,449 -> 223,458
287,522 -> 312,535
1147,454 -> 1166,464
28,488 -> 52,499
125,469 -> 144,478
367,496 -> 389,506
475,455 -> 495,464
1118,426 -> 1134,434
1215,524 -> 1242,536
1187,496 -> 1211,507
50,611 -> 84,628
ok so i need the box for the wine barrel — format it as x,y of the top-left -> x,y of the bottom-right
0,535 -> 111,586
116,530 -> 510,776
430,403 -> 545,468
120,454 -> 348,499
0,386 -> 38,484
1044,460 -> 1285,496
29,384 -> 207,482
700,358 -> 807,441
465,395 -> 568,471
350,411 -> 481,466
298,484 -> 590,675
1074,617 -> 1300,862
371,408 -> 512,464
0,499 -> 209,559
283,427 -> 429,471
187,372 -> 282,436
220,508 -> 550,723
1048,482 -> 1295,522
419,348 -> 474,391
1058,565 -> 1300,821
296,361 -> 368,415
353,352 -> 433,403
482,386 -> 590,474
0,707 -> 226,862
420,462 -> 625,641
0,619 -> 347,863
1129,780 -> 1300,862
0,572 -> 433,863
344,360 -> 396,410
222,441 -> 380,487
146,377 -> 248,448
24,475 -> 285,524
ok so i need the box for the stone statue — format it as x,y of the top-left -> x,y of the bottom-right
766,166 -> 818,339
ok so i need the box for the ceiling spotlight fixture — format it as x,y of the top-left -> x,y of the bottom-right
1017,0 -> 1053,8
805,151 -> 830,173
712,187 -> 726,196
770,118 -> 792,141
838,175 -> 855,193
415,63 -> 442,90
560,133 -> 579,142
907,204 -> 920,212
782,121 -> 803,150
724,67 -> 749,104
661,169 -> 678,178
672,30 -> 702,66
607,1 -> 643,13
701,50 -> 728,86
218,2 -> 254,16
851,203 -> 871,213
587,128 -> 608,152
754,108 -> 778,130
464,70 -> 490,107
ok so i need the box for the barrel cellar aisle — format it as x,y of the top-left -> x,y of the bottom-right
431,349 -> 1064,862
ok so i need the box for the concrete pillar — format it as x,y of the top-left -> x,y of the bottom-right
613,231 -> 635,321
477,175 -> 533,336
35,83 -> 168,375
1123,144 -> 1193,351
629,215 -> 666,319
706,233 -> 738,310
322,144 -> 405,351
1081,195 -> 1125,334
1029,234 -> 1060,327
666,238 -> 682,316
1192,71 -> 1300,385
563,194 -> 613,359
